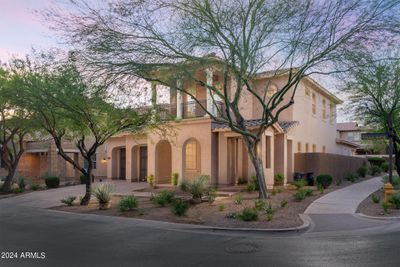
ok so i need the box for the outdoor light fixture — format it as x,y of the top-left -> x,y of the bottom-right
101,158 -> 107,164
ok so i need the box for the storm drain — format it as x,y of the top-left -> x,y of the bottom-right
225,243 -> 260,254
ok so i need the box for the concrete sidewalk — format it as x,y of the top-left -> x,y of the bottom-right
305,176 -> 383,214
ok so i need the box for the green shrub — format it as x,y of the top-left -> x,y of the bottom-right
234,194 -> 243,205
371,194 -> 380,204
12,188 -> 24,194
119,195 -> 138,211
236,177 -> 247,185
61,196 -> 76,206
171,173 -> 179,186
180,175 -> 210,199
246,183 -> 256,193
31,184 -> 41,191
172,199 -> 189,216
271,189 -> 277,196
80,175 -> 88,184
304,188 -> 313,197
276,188 -> 283,193
345,172 -> 358,183
265,203 -> 274,221
357,166 -> 368,178
317,183 -> 324,194
147,174 -> 155,187
206,187 -> 217,204
368,157 -> 386,167
293,179 -> 307,189
274,173 -> 284,185
336,179 -> 342,186
315,174 -> 333,189
254,199 -> 267,211
381,161 -> 390,172
238,207 -> 258,221
18,177 -> 25,190
218,204 -> 225,211
250,175 -> 259,190
293,190 -> 307,201
43,175 -> 60,188
388,193 -> 400,209
382,175 -> 400,189
92,183 -> 115,205
369,165 -> 382,176
280,199 -> 288,208
225,212 -> 238,219
382,201 -> 391,214
151,190 -> 175,207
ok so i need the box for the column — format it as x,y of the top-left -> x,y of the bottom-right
176,79 -> 183,119
151,82 -> 157,106
205,68 -> 215,116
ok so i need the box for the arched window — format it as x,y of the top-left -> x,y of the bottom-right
185,140 -> 198,170
267,84 -> 278,98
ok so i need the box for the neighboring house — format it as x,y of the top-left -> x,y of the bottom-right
106,68 -> 354,188
336,122 -> 366,155
0,137 -> 107,184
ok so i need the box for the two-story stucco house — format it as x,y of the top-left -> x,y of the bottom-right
105,67 -> 353,189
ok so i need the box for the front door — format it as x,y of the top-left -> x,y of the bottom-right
139,146 -> 148,181
119,148 -> 126,180
227,137 -> 239,185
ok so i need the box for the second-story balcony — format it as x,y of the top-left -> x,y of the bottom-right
159,100 -> 225,120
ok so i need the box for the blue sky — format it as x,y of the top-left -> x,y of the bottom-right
0,0 -> 60,61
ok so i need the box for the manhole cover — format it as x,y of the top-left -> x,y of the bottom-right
225,243 -> 260,254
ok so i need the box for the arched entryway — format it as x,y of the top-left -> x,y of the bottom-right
155,140 -> 172,184
111,146 -> 126,180
183,138 -> 201,181
131,145 -> 148,182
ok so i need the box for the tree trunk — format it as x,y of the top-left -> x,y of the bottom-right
1,163 -> 17,193
242,137 -> 268,199
393,140 -> 400,177
80,161 -> 93,205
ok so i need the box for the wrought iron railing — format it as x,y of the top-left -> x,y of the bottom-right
158,100 -> 226,120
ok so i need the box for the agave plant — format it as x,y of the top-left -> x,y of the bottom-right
92,183 -> 115,209
180,175 -> 210,202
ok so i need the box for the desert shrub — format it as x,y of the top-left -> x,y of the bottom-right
147,174 -> 155,187
304,188 -> 313,197
265,203 -> 274,221
225,212 -> 238,219
357,166 -> 368,178
381,161 -> 390,172
254,199 -> 267,211
218,204 -> 225,211
236,177 -> 247,185
250,175 -> 259,190
92,183 -> 115,205
293,179 -> 307,189
80,175 -> 88,184
271,189 -> 277,196
280,199 -> 288,208
31,184 -> 41,191
206,187 -> 217,204
368,157 -> 386,167
151,190 -> 175,207
388,193 -> 400,209
382,175 -> 400,189
274,173 -> 284,185
43,175 -> 60,188
171,173 -> 179,186
293,190 -> 307,201
336,179 -> 342,186
180,175 -> 210,200
172,199 -> 189,216
371,194 -> 380,204
12,188 -> 24,194
369,165 -> 382,176
246,183 -> 256,193
382,201 -> 391,214
345,172 -> 358,183
277,188 -> 283,193
119,195 -> 138,211
18,177 -> 26,190
234,194 -> 243,205
61,196 -> 76,206
238,207 -> 258,221
315,174 -> 333,189
317,183 -> 324,194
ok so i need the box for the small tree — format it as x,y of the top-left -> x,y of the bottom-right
13,58 -> 153,204
45,0 -> 400,198
0,68 -> 35,193
344,57 -> 400,179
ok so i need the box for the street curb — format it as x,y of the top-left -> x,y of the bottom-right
356,212 -> 400,221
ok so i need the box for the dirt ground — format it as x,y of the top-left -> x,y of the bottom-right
51,174 -> 379,229
357,189 -> 400,217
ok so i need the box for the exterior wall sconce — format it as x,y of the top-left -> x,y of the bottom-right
101,158 -> 107,164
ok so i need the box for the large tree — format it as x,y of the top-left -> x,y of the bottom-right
0,68 -> 35,193
12,58 -> 153,204
344,57 -> 400,180
45,0 -> 400,198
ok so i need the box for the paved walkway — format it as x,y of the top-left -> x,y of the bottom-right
305,176 -> 384,214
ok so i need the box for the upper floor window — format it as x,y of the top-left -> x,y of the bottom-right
312,144 -> 316,152
312,93 -> 316,115
305,143 -> 309,152
322,99 -> 326,119
267,84 -> 278,98
330,102 -> 335,123
297,142 -> 302,152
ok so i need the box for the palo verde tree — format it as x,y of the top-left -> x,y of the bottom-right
45,0 -> 400,198
0,67 -> 35,193
13,58 -> 153,204
343,56 -> 400,179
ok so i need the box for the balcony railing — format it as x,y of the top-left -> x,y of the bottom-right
159,100 -> 226,120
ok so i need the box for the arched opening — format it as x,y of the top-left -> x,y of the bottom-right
155,140 -> 172,184
183,138 -> 201,181
131,145 -> 148,182
111,146 -> 126,180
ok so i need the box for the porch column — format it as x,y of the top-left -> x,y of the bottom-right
205,68 -> 215,117
151,82 -> 157,106
176,79 -> 183,119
